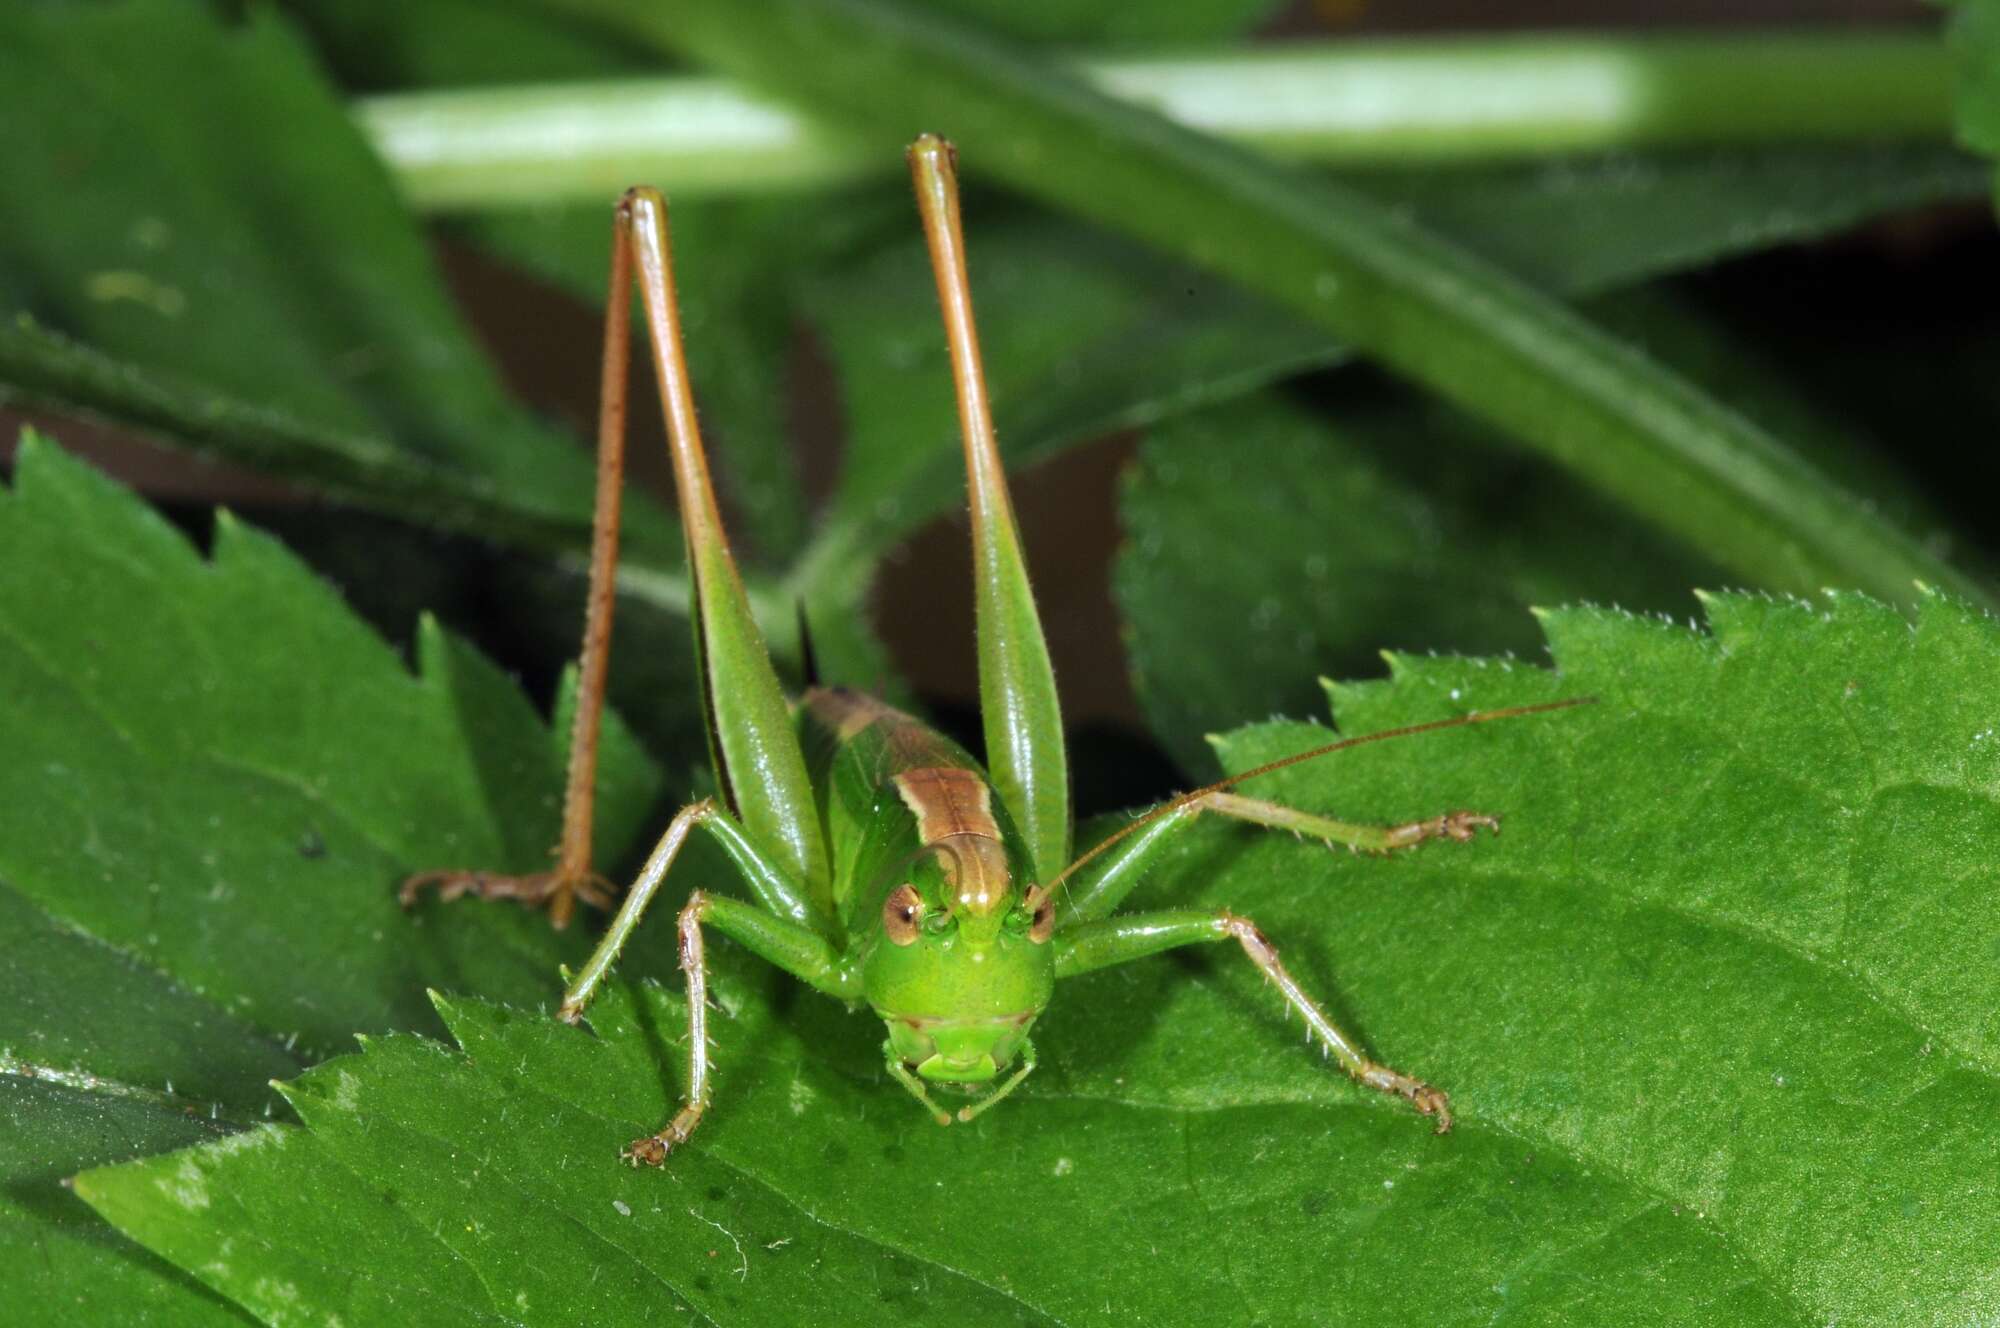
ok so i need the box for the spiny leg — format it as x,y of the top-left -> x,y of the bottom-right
559,799 -> 719,1022
1054,788 -> 1496,928
401,202 -> 644,930
623,889 -> 714,1166
1046,700 -> 1595,926
1197,791 -> 1497,853
1055,911 -> 1451,1132
615,886 -> 858,1166
534,798 -> 852,1165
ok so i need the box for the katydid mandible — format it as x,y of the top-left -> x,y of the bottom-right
403,134 -> 1587,1166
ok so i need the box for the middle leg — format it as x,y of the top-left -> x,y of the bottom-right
1055,910 -> 1451,1131
1055,788 -> 1496,927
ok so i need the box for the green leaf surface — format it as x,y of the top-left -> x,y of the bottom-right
3,1077 -> 252,1327
1115,391 -> 1722,774
0,432 -> 664,1312
290,0 -> 1275,93
76,580 -> 2000,1325
534,0 -> 1986,613
1357,142 -> 1986,295
278,0 -> 653,90
910,0 -> 1282,45
1116,287 -> 1963,775
0,0 -> 679,573
1948,0 -> 2000,204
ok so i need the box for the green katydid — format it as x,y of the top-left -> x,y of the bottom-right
404,134 -> 1586,1166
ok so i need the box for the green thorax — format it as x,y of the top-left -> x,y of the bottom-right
799,688 -> 1055,1078
797,687 -> 1025,925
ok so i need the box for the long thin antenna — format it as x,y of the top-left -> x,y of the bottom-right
1044,697 -> 1594,898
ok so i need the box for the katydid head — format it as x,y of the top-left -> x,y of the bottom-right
862,844 -> 1056,1087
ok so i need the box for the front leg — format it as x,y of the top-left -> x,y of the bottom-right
514,799 -> 855,1166
1056,788 -> 1496,926
1056,911 -> 1450,1132
1197,792 -> 1496,853
609,887 -> 858,1167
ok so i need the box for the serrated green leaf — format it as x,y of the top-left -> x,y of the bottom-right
0,431 -> 667,1314
77,586 -> 2000,1325
0,431 -> 661,1054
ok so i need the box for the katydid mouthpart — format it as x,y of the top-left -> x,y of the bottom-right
402,133 -> 1590,1166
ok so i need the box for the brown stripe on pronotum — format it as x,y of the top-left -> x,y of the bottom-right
895,766 -> 1012,914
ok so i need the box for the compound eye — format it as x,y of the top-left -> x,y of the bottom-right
883,884 -> 923,946
1024,884 -> 1055,944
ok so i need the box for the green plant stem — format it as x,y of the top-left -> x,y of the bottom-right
357,31 -> 1953,209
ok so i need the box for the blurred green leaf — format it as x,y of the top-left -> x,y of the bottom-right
1358,143 -> 1985,293
77,587 -> 2000,1325
1118,284 -> 1966,775
288,0 -> 1280,95
278,0 -> 653,90
1947,0 -> 2000,205
540,0 -> 1987,613
901,0 -> 1284,44
12,3 -> 1978,643
791,144 -> 1981,598
1115,391 -> 1720,774
0,1 -> 679,571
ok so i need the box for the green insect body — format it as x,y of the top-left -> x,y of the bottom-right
812,691 -> 1054,1110
404,134 -> 1582,1166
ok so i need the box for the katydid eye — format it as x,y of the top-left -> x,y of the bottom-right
1024,884 -> 1054,944
883,884 -> 923,945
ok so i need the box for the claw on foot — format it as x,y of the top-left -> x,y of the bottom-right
1384,810 -> 1499,850
398,868 -> 615,928
1361,1064 -> 1453,1133
622,1136 -> 669,1167
622,1104 -> 703,1167
1411,1083 -> 1453,1134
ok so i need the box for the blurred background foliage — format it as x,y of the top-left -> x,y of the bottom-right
3,0 -> 1997,802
